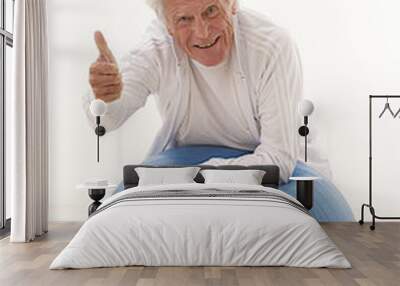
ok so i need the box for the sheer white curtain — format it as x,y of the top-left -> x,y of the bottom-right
9,0 -> 48,242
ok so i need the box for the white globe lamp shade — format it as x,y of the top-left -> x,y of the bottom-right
298,99 -> 314,116
90,99 -> 107,117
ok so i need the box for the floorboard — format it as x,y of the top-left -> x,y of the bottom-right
0,222 -> 399,286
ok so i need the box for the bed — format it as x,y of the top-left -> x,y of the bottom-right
50,165 -> 350,269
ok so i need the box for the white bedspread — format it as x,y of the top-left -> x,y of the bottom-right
50,183 -> 351,269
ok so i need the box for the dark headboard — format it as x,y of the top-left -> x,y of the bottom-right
123,165 -> 280,190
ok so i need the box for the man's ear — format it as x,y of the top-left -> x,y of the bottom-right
231,0 -> 238,15
167,27 -> 173,36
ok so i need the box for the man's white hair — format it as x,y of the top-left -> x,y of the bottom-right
146,0 -> 238,22
146,0 -> 165,20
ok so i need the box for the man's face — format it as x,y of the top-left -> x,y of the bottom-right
164,0 -> 236,66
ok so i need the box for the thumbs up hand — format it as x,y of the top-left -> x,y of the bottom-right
89,31 -> 122,103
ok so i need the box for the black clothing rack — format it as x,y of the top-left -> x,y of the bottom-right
359,95 -> 400,230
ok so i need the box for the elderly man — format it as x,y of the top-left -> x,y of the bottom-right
85,0 -> 301,183
84,0 -> 355,221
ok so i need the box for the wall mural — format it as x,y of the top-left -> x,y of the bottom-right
83,0 -> 354,222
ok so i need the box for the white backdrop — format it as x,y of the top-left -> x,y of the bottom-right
47,0 -> 400,221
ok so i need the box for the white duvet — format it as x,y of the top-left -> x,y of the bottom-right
50,183 -> 351,269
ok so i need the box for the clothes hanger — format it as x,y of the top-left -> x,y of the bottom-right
393,106 -> 400,118
378,97 -> 396,118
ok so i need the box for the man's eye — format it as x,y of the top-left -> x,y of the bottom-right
178,16 -> 190,23
206,5 -> 219,17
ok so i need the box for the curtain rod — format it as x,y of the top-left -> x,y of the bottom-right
369,95 -> 400,98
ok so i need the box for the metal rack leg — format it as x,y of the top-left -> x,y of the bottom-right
359,204 -> 376,230
359,204 -> 366,225
369,206 -> 376,231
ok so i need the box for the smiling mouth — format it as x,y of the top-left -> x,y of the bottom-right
193,36 -> 221,49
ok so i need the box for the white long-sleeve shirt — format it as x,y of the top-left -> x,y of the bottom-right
83,8 -> 303,182
176,47 -> 258,151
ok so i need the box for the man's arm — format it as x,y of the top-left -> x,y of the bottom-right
83,31 -> 160,131
202,33 -> 303,183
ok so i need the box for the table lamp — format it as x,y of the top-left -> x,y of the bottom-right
298,99 -> 314,162
89,99 -> 107,162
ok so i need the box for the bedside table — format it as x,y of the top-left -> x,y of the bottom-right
289,177 -> 319,210
77,183 -> 117,216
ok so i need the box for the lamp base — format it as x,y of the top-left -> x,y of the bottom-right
88,188 -> 106,216
95,126 -> 106,136
298,126 -> 309,136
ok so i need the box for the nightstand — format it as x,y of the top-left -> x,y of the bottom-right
289,177 -> 319,210
77,183 -> 117,216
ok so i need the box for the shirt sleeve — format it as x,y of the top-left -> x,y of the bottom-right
82,45 -> 160,132
202,33 -> 303,183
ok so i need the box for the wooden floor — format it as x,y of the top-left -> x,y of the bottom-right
0,222 -> 399,286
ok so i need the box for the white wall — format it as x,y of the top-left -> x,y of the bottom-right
48,0 -> 400,221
